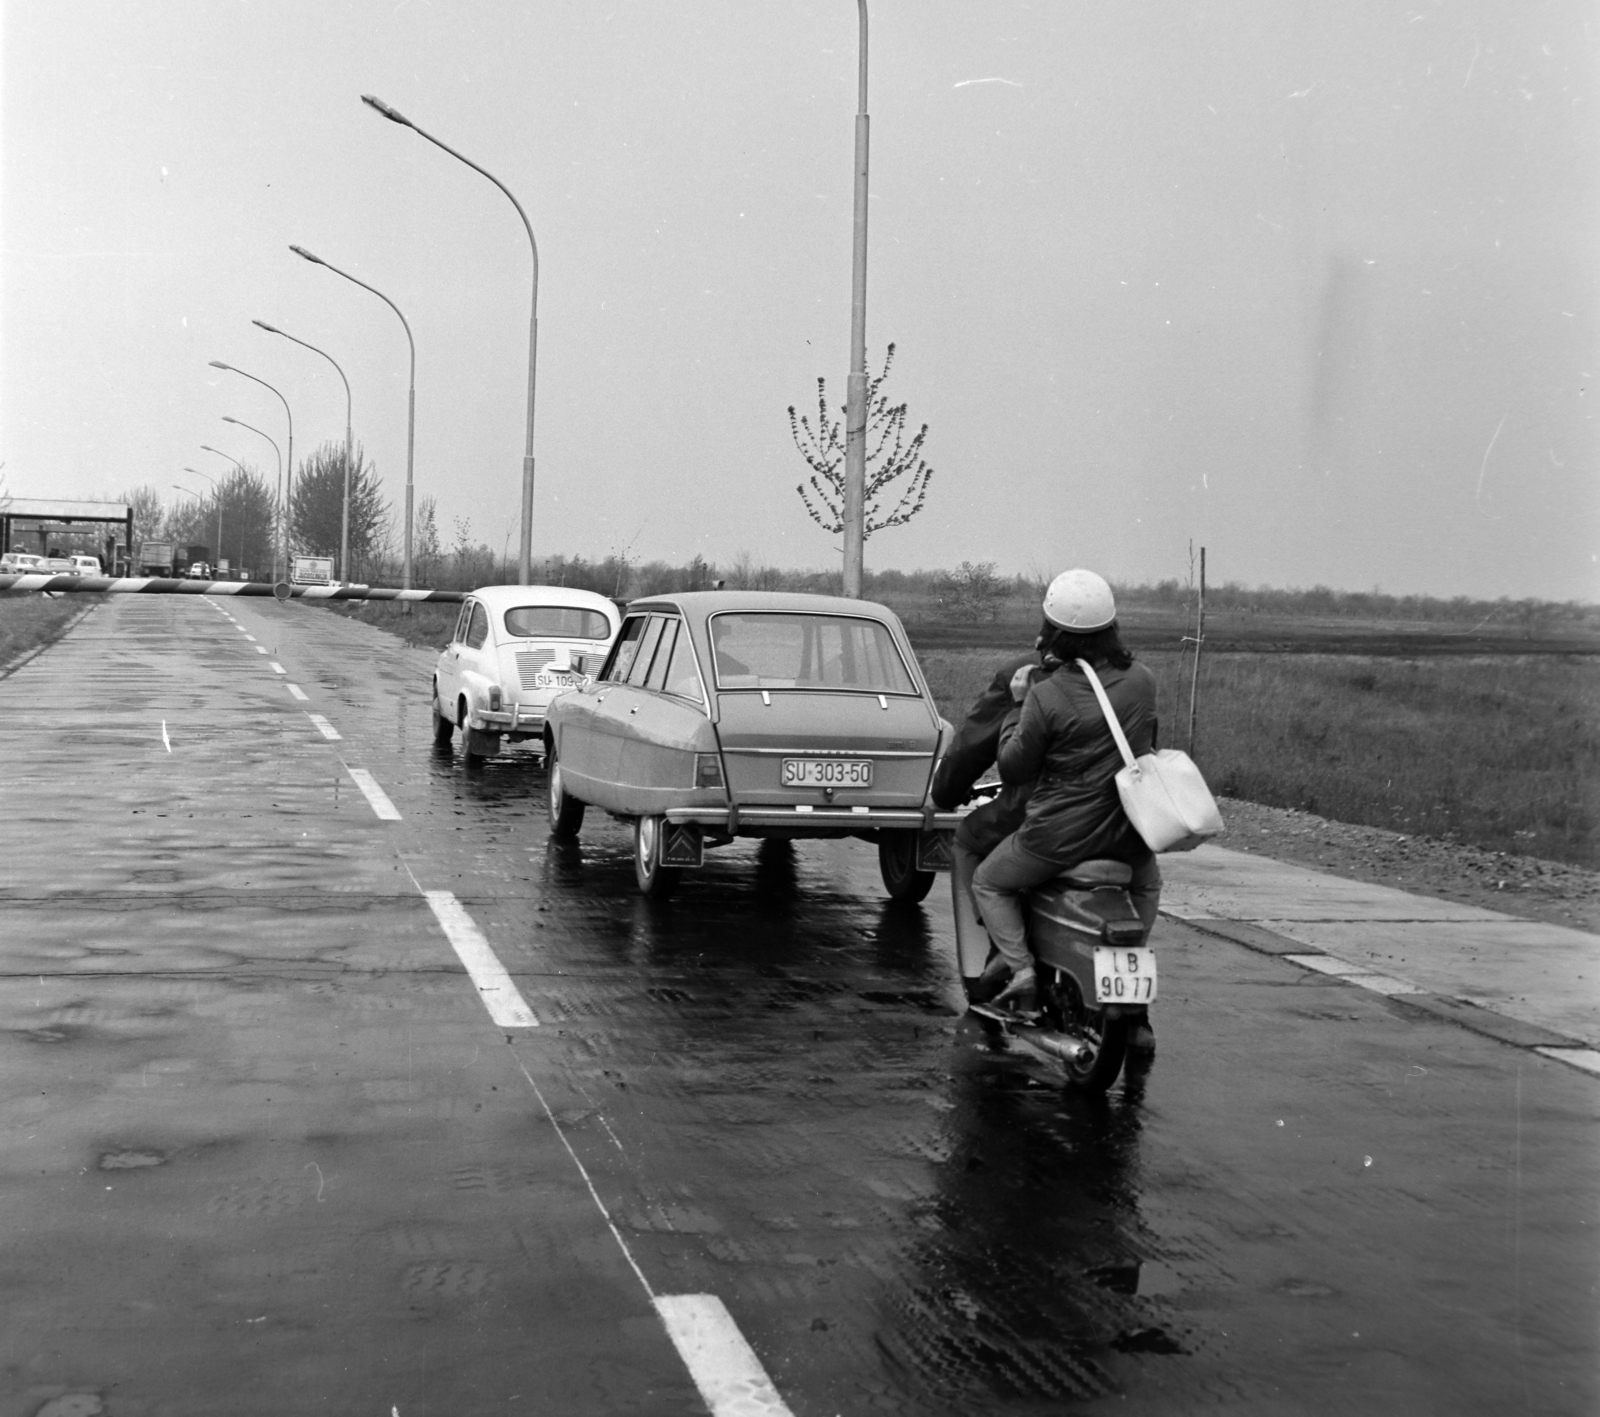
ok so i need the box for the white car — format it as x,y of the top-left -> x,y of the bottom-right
432,585 -> 621,765
0,553 -> 44,575
70,555 -> 102,576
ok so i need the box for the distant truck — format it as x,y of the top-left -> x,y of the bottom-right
139,541 -> 174,575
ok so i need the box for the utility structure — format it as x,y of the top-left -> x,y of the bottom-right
842,0 -> 871,599
209,362 -> 293,584
361,93 -> 542,588
289,245 -> 416,591
254,320 -> 354,583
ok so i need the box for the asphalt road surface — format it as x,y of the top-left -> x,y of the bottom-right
3,596 -> 1596,1417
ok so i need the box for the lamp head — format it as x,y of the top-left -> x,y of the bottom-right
289,244 -> 324,266
219,418 -> 239,428
253,319 -> 281,334
208,360 -> 232,371
361,94 -> 413,127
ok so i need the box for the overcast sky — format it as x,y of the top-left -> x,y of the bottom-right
3,1 -> 1595,600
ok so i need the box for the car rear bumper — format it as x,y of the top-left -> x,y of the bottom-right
472,706 -> 547,733
663,804 -> 966,834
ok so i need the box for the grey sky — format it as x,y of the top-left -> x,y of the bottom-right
3,1 -> 1595,599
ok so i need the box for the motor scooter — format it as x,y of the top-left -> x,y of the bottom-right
952,842 -> 1156,1094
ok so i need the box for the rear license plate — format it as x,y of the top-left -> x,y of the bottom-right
1093,946 -> 1157,1003
532,672 -> 579,689
781,758 -> 873,788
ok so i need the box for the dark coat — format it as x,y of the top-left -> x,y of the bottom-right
996,657 -> 1159,865
931,654 -> 1040,856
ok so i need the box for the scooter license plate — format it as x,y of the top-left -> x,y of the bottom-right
1094,947 -> 1158,1003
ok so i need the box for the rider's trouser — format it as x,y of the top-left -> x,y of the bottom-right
965,834 -> 1163,976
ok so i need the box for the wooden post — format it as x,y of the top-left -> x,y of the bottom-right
1187,547 -> 1206,754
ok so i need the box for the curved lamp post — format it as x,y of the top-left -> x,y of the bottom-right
180,467 -> 222,570
362,93 -> 540,587
212,418 -> 283,581
842,0 -> 871,599
254,319 -> 355,583
209,361 -> 293,584
289,244 -> 415,591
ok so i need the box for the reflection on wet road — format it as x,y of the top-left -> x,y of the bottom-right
2,596 -> 1595,1416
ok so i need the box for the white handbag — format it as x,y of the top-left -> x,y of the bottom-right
1075,659 -> 1224,853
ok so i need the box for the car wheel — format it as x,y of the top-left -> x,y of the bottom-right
633,815 -> 681,898
431,686 -> 454,751
546,743 -> 585,839
878,828 -> 936,903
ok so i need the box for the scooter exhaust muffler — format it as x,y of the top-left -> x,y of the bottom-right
1028,1029 -> 1091,1064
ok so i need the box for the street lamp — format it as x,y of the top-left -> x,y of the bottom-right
289,244 -> 416,590
180,466 -> 223,573
362,92 -> 541,587
209,361 -> 294,585
254,319 -> 355,583
213,418 -> 283,581
842,0 -> 871,599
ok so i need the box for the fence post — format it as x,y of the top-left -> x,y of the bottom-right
1187,547 -> 1206,755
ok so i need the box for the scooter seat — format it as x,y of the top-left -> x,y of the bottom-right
1055,859 -> 1133,889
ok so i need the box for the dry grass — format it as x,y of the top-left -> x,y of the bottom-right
308,598 -> 459,652
917,647 -> 1600,869
0,596 -> 87,671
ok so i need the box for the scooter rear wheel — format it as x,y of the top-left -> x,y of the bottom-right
1060,1012 -> 1129,1093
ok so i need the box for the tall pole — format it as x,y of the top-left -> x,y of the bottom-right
842,1 -> 870,599
254,320 -> 354,582
362,94 -> 540,586
209,362 -> 293,584
289,246 -> 415,590
181,467 -> 222,569
211,425 -> 280,580
1188,546 -> 1207,756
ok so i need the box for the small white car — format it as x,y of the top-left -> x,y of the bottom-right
185,561 -> 211,580
38,557 -> 77,575
70,555 -> 102,576
432,585 -> 621,765
0,553 -> 44,575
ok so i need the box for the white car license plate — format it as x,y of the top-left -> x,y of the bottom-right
781,758 -> 873,788
533,672 -> 579,690
1093,946 -> 1157,1003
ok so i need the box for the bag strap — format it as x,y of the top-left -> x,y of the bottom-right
1074,659 -> 1140,774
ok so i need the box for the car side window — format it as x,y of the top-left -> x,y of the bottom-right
465,603 -> 490,650
644,620 -> 680,692
605,617 -> 647,682
661,624 -> 703,702
626,616 -> 667,687
452,601 -> 473,644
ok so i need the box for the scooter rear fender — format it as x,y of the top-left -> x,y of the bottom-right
1027,881 -> 1144,975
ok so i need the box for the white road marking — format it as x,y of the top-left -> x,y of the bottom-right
654,1295 -> 795,1417
256,645 -> 269,654
160,720 -> 171,753
286,683 -> 310,701
1534,1047 -> 1600,1077
307,714 -> 341,741
268,662 -> 286,674
422,891 -> 538,1027
344,766 -> 402,820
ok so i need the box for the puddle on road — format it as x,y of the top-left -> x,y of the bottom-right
98,1149 -> 168,1170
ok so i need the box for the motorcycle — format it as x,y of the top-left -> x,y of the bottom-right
951,839 -> 1156,1094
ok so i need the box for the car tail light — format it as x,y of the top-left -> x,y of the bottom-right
694,753 -> 724,789
487,686 -> 503,711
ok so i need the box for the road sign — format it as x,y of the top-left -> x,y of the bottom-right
291,556 -> 335,586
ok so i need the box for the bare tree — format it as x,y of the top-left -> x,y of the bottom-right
788,343 -> 933,542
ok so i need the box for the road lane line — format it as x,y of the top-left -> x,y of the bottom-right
286,683 -> 310,701
344,766 -> 402,820
256,645 -> 269,654
654,1295 -> 795,1417
422,891 -> 539,1027
269,662 -> 286,674
307,713 -> 342,741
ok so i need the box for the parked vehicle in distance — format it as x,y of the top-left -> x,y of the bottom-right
433,585 -> 622,767
0,553 -> 44,575
70,555 -> 102,576
185,561 -> 211,580
139,541 -> 175,576
38,557 -> 77,576
543,590 -> 967,898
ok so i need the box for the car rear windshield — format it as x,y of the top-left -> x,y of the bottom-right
709,613 -> 917,694
503,606 -> 612,640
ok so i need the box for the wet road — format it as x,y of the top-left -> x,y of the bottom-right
3,596 -> 1596,1417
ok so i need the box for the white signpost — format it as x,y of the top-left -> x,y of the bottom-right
291,555 -> 336,586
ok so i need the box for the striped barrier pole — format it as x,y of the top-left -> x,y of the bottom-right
0,575 -> 466,603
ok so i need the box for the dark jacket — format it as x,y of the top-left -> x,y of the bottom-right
932,654 -> 1042,856
996,657 -> 1159,865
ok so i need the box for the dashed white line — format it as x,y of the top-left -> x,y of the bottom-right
307,713 -> 342,741
286,683 -> 310,701
268,662 -> 286,674
256,645 -> 269,654
654,1295 -> 795,1417
422,891 -> 539,1027
344,765 -> 402,820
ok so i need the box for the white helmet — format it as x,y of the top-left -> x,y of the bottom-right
1042,569 -> 1116,632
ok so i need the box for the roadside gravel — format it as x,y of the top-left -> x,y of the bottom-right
1217,796 -> 1600,934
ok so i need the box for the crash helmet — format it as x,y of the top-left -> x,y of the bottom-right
1042,569 -> 1116,632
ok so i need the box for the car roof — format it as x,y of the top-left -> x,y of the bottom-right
467,584 -> 621,617
623,589 -> 903,625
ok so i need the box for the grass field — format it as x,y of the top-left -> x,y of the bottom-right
0,596 -> 87,671
918,645 -> 1600,869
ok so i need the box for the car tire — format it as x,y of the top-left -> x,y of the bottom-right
431,687 -> 454,751
878,829 -> 936,903
633,815 -> 681,898
546,743 -> 586,839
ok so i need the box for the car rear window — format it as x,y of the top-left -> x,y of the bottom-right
503,605 -> 612,640
709,613 -> 917,694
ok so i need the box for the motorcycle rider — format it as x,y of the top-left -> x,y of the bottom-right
968,570 -> 1162,1018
